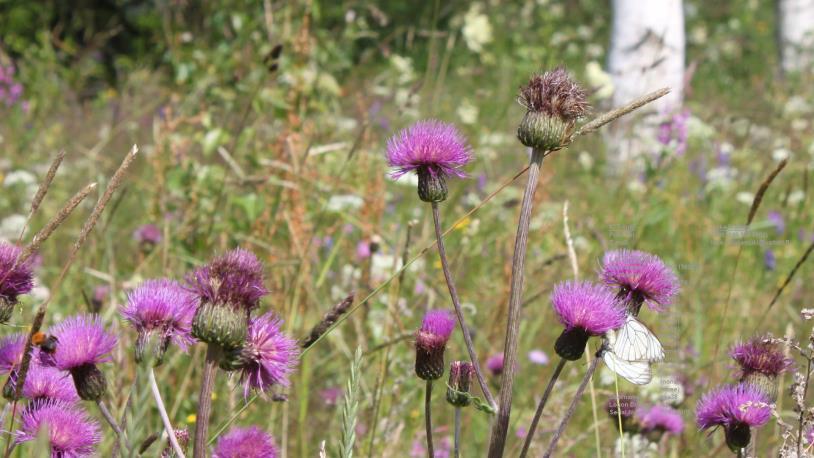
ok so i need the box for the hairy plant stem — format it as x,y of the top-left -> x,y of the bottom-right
149,367 -> 186,458
425,380 -> 434,458
97,399 -> 131,455
454,407 -> 462,458
544,347 -> 603,457
194,344 -> 221,458
797,355 -> 812,456
519,357 -> 567,457
487,148 -> 545,457
431,202 -> 495,409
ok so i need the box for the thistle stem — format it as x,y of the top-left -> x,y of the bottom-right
544,347 -> 603,457
425,380 -> 434,458
149,367 -> 186,458
431,201 -> 495,409
194,344 -> 221,458
519,357 -> 567,458
488,148 -> 546,457
97,399 -> 132,453
454,407 -> 462,458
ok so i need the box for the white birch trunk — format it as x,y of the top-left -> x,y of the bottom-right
606,0 -> 685,169
778,0 -> 814,74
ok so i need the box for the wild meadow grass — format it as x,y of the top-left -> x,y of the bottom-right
0,1 -> 813,456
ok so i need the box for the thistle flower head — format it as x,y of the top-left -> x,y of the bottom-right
0,333 -> 27,374
221,313 -> 299,399
414,309 -> 455,381
638,405 -> 684,435
212,426 -> 278,458
518,67 -> 590,120
696,384 -> 772,450
551,281 -> 625,360
730,336 -> 793,378
600,249 -> 680,313
133,223 -> 162,246
16,399 -> 101,457
122,278 -> 198,363
188,248 -> 267,311
23,363 -> 79,403
446,361 -> 474,407
486,353 -> 505,376
0,242 -> 34,322
48,315 -> 117,370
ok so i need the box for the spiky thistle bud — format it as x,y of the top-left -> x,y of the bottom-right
517,67 -> 589,151
414,310 -> 455,381
446,361 -> 474,407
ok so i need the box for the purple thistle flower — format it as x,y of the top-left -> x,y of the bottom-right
22,363 -> 79,403
212,426 -> 278,458
320,386 -> 343,406
16,399 -> 101,457
600,249 -> 680,313
638,405 -> 684,435
551,281 -> 626,335
696,384 -> 772,450
228,313 -> 299,399
133,223 -> 163,246
518,67 -> 589,120
122,279 -> 197,363
0,333 -> 27,374
730,337 -> 793,378
0,242 -> 35,321
446,361 -> 474,407
486,353 -> 505,377
188,248 -> 267,310
91,285 -> 110,312
386,120 -> 472,180
414,309 -> 455,380
48,315 -> 117,370
551,281 -> 625,360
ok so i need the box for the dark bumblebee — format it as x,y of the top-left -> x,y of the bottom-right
32,332 -> 58,354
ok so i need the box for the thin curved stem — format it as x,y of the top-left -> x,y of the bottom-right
488,148 -> 546,457
149,367 -> 186,458
519,357 -> 567,457
97,399 -> 132,454
194,344 -> 221,458
544,348 -> 603,457
425,380 -> 434,458
454,407 -> 462,458
430,202 -> 495,409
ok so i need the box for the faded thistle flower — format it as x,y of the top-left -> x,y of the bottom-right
414,309 -> 455,381
212,425 -> 278,458
730,336 -> 793,402
446,361 -> 474,407
638,404 -> 684,437
188,248 -> 268,349
122,278 -> 197,365
16,399 -> 101,457
47,314 -> 117,401
551,281 -> 625,360
160,428 -> 190,458
386,120 -> 472,203
0,242 -> 35,323
600,249 -> 680,315
220,313 -> 299,398
696,383 -> 772,452
517,67 -> 589,151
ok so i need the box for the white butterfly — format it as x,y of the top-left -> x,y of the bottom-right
603,351 -> 653,385
602,314 -> 664,385
609,314 -> 664,363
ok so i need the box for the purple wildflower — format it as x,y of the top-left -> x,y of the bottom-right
356,240 -> 372,260
0,242 -> 34,321
212,426 -> 278,458
414,309 -> 455,380
638,405 -> 684,435
23,363 -> 79,403
657,109 -> 690,155
320,386 -> 343,406
386,120 -> 472,180
446,361 -> 474,407
600,249 -> 680,313
528,349 -> 549,365
518,67 -> 589,120
0,333 -> 27,374
551,281 -> 626,335
47,314 -> 117,401
122,279 -> 197,363
696,384 -> 772,450
486,353 -> 505,377
767,211 -> 785,234
91,285 -> 110,312
133,223 -> 163,246
764,249 -> 776,271
16,400 -> 101,457
229,313 -> 299,398
188,248 -> 267,310
730,337 -> 793,378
